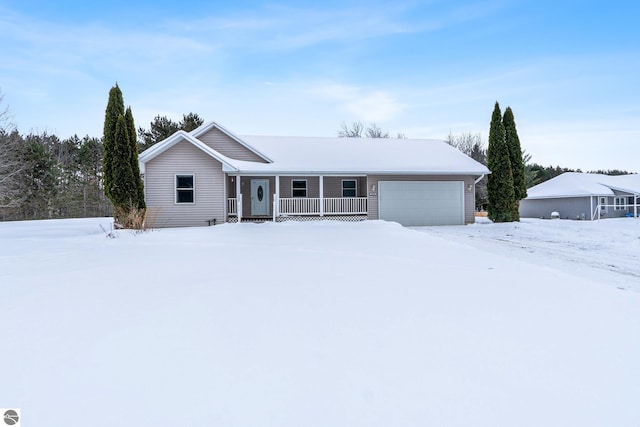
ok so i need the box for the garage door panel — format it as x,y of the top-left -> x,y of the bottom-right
378,181 -> 464,226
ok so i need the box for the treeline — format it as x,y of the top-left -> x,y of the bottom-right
0,106 -> 203,221
0,130 -> 111,221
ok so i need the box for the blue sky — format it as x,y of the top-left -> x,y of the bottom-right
1,0 -> 638,171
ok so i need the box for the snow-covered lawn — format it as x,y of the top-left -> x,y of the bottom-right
416,217 -> 640,292
1,218 -> 639,427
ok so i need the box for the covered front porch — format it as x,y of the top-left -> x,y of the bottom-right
226,175 -> 369,222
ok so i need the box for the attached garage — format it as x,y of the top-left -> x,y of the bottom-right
378,181 -> 465,226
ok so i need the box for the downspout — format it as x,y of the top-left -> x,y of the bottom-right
474,174 -> 485,184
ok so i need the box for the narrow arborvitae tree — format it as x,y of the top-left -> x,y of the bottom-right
125,106 -> 145,209
102,84 -> 124,200
487,102 -> 516,222
110,114 -> 136,211
503,107 -> 526,220
102,84 -> 146,226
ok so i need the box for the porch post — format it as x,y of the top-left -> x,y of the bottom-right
319,175 -> 324,216
274,175 -> 280,221
590,196 -> 593,220
635,193 -> 638,219
236,176 -> 242,222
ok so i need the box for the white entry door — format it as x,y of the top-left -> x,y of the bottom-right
378,181 -> 464,226
251,179 -> 269,216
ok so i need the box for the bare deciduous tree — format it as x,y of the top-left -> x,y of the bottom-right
0,92 -> 23,210
446,132 -> 486,162
365,123 -> 390,138
338,121 -> 364,137
338,121 -> 399,138
446,132 -> 488,211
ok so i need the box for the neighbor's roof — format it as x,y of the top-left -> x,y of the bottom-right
229,135 -> 489,175
525,172 -> 640,199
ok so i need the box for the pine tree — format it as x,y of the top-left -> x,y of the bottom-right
125,106 -> 145,209
503,107 -> 526,220
487,102 -> 516,222
102,84 -> 124,200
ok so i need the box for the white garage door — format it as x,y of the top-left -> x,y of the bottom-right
378,181 -> 464,226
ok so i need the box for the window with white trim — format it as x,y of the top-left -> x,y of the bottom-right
342,179 -> 357,197
615,196 -> 627,210
292,179 -> 307,197
176,174 -> 194,203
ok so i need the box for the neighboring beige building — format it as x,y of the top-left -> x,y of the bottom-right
138,121 -> 489,227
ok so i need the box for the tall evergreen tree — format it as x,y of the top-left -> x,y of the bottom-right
137,115 -> 180,152
125,106 -> 145,209
487,102 -> 516,222
503,107 -> 526,219
179,112 -> 204,132
102,84 -> 145,225
102,84 -> 124,200
109,114 -> 136,211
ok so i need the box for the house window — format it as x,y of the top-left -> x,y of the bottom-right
292,179 -> 307,198
342,179 -> 357,197
176,174 -> 194,203
615,196 -> 627,210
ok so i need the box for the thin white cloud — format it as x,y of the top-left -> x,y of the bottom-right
308,83 -> 405,122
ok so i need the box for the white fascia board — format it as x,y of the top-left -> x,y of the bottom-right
138,130 -> 190,163
223,168 -> 489,176
190,121 -> 273,163
525,193 -> 612,200
224,170 -> 368,177
139,130 -> 239,172
602,185 -> 640,195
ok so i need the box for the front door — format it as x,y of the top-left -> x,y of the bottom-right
251,179 -> 269,216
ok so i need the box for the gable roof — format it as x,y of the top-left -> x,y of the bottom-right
138,130 -> 238,173
226,135 -> 490,175
190,121 -> 272,163
139,120 -> 490,176
526,172 -> 640,199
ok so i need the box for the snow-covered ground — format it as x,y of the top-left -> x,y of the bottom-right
1,218 -> 639,427
416,217 -> 640,292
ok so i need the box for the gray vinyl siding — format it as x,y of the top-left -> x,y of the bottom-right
366,175 -> 476,224
322,177 -> 367,197
197,128 -> 267,162
145,140 -> 225,227
519,197 -> 592,219
279,176 -> 320,198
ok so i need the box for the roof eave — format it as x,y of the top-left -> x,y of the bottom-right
224,168 -> 490,176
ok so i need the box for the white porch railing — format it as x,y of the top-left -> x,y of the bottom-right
227,198 -> 237,215
278,197 -> 367,215
324,197 -> 368,214
279,197 -> 321,215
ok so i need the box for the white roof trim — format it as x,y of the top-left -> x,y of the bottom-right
138,131 -> 238,172
190,121 -> 273,163
525,194 -> 612,200
222,166 -> 489,176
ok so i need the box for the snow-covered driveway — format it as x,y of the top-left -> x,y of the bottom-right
415,217 -> 640,292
